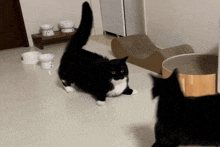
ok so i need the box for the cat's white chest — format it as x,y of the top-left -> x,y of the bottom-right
107,77 -> 127,97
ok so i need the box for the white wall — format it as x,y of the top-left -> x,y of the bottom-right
90,0 -> 103,35
20,0 -> 103,46
21,0 -> 220,53
145,0 -> 220,54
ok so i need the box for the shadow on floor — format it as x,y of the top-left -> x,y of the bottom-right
130,124 -> 155,147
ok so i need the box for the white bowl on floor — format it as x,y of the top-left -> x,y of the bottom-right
21,51 -> 42,64
38,54 -> 55,69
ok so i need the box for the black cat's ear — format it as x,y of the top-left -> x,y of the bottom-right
173,68 -> 179,74
149,73 -> 162,80
149,74 -> 160,99
120,56 -> 128,62
149,73 -> 156,81
149,73 -> 160,84
170,68 -> 179,79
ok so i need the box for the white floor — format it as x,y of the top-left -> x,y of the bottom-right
0,40 -> 159,147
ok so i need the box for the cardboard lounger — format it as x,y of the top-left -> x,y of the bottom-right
111,34 -> 194,74
162,54 -> 218,97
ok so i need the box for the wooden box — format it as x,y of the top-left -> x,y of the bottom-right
31,30 -> 76,49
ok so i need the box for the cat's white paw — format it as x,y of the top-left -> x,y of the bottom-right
64,86 -> 75,93
132,89 -> 138,95
97,101 -> 105,106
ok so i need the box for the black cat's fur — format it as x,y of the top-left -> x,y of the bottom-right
150,68 -> 220,147
58,2 -> 137,105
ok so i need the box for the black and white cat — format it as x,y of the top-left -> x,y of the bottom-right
150,68 -> 220,147
58,2 -> 137,106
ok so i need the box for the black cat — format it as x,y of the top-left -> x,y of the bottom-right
150,68 -> 220,147
58,2 -> 137,106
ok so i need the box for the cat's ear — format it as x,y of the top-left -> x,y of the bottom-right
170,68 -> 179,79
149,73 -> 160,84
150,74 -> 156,81
149,74 -> 160,99
120,56 -> 128,62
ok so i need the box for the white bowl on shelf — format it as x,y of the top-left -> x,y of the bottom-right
59,21 -> 75,33
40,24 -> 53,30
40,24 -> 55,36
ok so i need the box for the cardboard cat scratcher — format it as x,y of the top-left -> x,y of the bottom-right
111,34 -> 194,74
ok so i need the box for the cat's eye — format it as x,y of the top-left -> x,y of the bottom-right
111,71 -> 116,74
121,70 -> 124,73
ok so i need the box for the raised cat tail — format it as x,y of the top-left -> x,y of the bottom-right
67,2 -> 93,50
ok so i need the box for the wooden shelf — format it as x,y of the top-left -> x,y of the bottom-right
31,30 -> 76,49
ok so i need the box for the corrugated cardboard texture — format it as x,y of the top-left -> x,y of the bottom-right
111,34 -> 194,74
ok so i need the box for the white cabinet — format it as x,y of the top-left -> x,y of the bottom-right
100,0 -> 145,36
